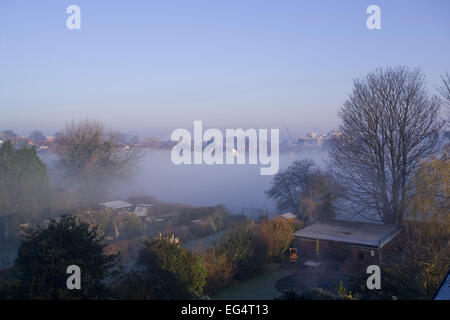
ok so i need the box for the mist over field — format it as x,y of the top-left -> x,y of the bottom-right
39,145 -> 330,217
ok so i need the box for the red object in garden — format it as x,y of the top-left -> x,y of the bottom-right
289,248 -> 298,261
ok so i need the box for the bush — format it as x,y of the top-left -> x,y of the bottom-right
8,215 -> 117,299
215,222 -> 265,280
206,208 -> 228,233
350,221 -> 450,300
294,220 -> 304,231
204,217 -> 298,295
190,221 -> 211,239
123,214 -> 144,239
204,250 -> 235,295
136,234 -> 207,297
0,279 -> 23,300
256,217 -> 295,262
111,269 -> 191,300
75,209 -> 114,238
0,141 -> 50,245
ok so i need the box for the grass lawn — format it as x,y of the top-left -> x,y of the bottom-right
212,263 -> 295,300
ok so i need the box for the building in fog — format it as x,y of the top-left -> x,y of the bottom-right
292,220 -> 401,273
280,212 -> 296,221
100,200 -> 134,212
134,204 -> 154,217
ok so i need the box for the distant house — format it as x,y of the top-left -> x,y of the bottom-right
100,201 -> 155,231
134,204 -> 154,217
100,200 -> 133,212
292,220 -> 401,273
280,212 -> 296,221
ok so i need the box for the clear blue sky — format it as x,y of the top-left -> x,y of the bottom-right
0,0 -> 449,137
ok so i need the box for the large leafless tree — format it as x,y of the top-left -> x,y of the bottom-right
55,120 -> 140,205
330,67 -> 444,224
438,72 -> 450,108
438,72 -> 450,133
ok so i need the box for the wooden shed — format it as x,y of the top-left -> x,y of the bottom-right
292,220 -> 401,273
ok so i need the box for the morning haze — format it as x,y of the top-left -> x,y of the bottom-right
1,1 -> 449,136
0,0 -> 449,303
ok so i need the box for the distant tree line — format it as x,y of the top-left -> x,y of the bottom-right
0,120 -> 141,248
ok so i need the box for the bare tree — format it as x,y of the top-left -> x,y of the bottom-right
330,67 -> 444,224
438,72 -> 450,139
55,120 -> 140,205
438,72 -> 450,109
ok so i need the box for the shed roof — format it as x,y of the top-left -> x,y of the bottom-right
294,220 -> 401,249
281,212 -> 296,220
136,204 -> 154,207
434,272 -> 450,300
100,200 -> 133,210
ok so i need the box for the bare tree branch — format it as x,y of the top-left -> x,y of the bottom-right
330,67 -> 444,224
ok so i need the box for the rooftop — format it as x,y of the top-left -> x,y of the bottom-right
280,212 -> 296,220
434,272 -> 450,300
135,204 -> 154,207
294,220 -> 401,249
100,200 -> 133,210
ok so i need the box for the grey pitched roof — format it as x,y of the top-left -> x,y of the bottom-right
294,220 -> 401,249
281,212 -> 296,220
100,200 -> 133,210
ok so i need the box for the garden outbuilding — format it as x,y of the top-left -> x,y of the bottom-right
292,220 -> 401,273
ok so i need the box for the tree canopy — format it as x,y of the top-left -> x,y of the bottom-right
6,215 -> 117,300
134,234 -> 207,298
0,141 -> 49,244
266,159 -> 339,223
